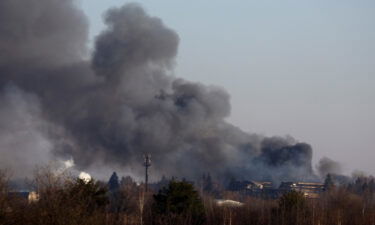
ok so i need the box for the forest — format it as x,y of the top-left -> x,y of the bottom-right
1,167 -> 375,225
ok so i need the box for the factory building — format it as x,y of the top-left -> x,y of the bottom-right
228,180 -> 324,199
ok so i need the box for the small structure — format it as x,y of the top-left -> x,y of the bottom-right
245,181 -> 279,198
279,182 -> 324,198
227,179 -> 324,199
228,180 -> 278,198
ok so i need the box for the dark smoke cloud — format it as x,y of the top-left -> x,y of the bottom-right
0,1 -> 317,182
0,0 -> 88,68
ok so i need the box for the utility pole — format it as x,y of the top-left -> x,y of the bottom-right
143,154 -> 151,192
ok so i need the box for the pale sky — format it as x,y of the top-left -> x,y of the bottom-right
79,0 -> 375,175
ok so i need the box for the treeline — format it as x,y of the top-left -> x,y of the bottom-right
1,168 -> 375,225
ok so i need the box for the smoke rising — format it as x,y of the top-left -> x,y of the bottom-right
0,1 -> 317,182
317,157 -> 342,178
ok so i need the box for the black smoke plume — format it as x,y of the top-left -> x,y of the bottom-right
0,0 -> 317,182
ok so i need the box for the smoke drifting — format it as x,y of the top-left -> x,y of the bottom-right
0,0 -> 317,182
317,157 -> 342,178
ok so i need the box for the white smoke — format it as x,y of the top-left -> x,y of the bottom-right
79,171 -> 92,183
64,158 -> 75,169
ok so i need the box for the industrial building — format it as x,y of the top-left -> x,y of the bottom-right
228,180 -> 324,199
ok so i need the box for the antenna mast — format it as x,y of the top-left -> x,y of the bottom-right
143,154 -> 151,192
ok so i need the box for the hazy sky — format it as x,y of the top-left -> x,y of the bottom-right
79,0 -> 375,175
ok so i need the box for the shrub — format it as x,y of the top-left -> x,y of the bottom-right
278,190 -> 309,225
153,180 -> 205,225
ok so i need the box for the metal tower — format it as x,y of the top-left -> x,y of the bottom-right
143,154 -> 151,192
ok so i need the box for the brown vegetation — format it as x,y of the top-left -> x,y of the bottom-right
1,168 -> 375,225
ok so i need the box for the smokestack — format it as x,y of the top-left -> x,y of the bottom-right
143,154 -> 151,192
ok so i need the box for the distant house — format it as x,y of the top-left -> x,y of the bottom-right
279,182 -> 324,199
228,180 -> 279,198
245,181 -> 279,198
246,181 -> 272,190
